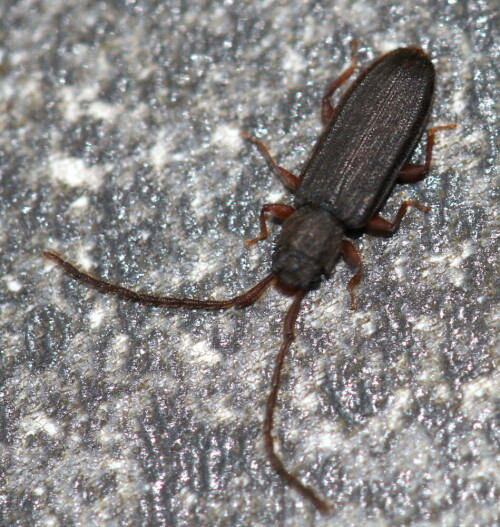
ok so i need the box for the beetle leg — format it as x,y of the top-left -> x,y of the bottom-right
341,239 -> 363,310
241,132 -> 299,191
364,200 -> 429,236
245,203 -> 295,247
398,123 -> 457,182
321,41 -> 358,125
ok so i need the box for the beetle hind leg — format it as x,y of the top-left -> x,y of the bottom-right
364,200 -> 429,237
398,123 -> 457,182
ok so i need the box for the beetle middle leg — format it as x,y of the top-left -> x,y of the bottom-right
398,124 -> 457,182
364,200 -> 430,236
241,132 -> 299,191
340,199 -> 431,309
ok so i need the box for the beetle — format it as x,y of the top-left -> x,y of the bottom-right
44,45 -> 455,512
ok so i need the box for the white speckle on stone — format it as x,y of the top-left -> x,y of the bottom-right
377,40 -> 401,54
385,387 -> 412,430
58,85 -> 83,122
87,100 -> 121,121
282,48 -> 307,73
316,424 -> 343,451
423,242 -> 474,286
308,298 -> 340,329
355,311 -> 377,336
42,419 -> 59,437
447,251 -> 463,269
49,154 -> 103,189
33,486 -> 45,497
295,389 -> 317,412
451,269 -> 466,287
266,190 -> 287,203
98,428 -> 113,444
434,382 -> 453,402
150,134 -> 171,169
78,84 -> 100,101
301,21 -> 317,46
4,275 -> 22,292
460,242 -> 475,259
24,412 -> 60,437
59,83 -> 121,124
189,340 -> 222,365
68,195 -> 90,210
108,459 -> 125,471
213,404 -> 238,423
462,373 -> 497,402
89,306 -> 106,328
172,151 -> 188,162
188,258 -> 221,282
414,315 -> 434,332
138,65 -> 156,81
456,130 -> 487,175
73,246 -> 96,271
152,478 -> 164,494
211,124 -> 241,152
182,490 -> 198,507
426,252 -> 449,266
137,229 -> 151,242
112,334 -> 130,355
452,89 -> 467,114
394,256 -> 406,280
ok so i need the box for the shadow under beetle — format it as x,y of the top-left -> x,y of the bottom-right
44,45 -> 456,512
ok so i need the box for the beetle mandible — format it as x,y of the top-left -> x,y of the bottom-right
44,45 -> 456,512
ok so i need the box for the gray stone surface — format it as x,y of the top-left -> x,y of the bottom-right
0,1 -> 498,526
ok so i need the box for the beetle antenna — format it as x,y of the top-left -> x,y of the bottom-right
42,250 -> 275,309
263,289 -> 331,512
43,249 -> 330,509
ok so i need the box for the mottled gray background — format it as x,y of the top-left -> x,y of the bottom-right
0,1 -> 498,526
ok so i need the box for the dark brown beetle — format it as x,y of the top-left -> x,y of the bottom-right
44,45 -> 455,512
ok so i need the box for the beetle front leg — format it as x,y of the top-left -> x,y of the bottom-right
321,41 -> 358,125
241,132 -> 299,191
341,239 -> 363,310
398,124 -> 457,182
364,200 -> 429,236
245,203 -> 295,247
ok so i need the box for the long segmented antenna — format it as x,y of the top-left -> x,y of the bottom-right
43,250 -> 329,510
42,250 -> 275,308
264,290 -> 331,512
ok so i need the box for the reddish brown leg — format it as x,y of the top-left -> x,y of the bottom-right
364,200 -> 429,237
321,41 -> 358,125
263,290 -> 331,512
245,203 -> 295,247
241,132 -> 299,191
43,250 -> 275,308
341,239 -> 363,310
398,124 -> 457,183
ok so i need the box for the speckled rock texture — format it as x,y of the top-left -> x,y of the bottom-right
0,1 -> 498,526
